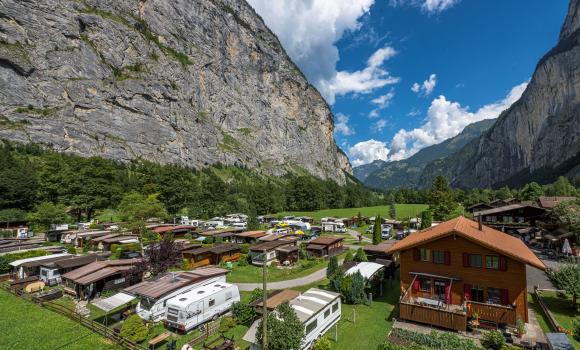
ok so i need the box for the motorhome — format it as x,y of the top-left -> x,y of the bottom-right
125,268 -> 228,322
321,221 -> 346,233
244,288 -> 341,350
164,282 -> 240,332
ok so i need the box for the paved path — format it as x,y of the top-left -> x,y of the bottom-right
233,267 -> 328,291
346,228 -> 372,243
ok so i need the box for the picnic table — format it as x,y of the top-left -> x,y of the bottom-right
148,332 -> 170,349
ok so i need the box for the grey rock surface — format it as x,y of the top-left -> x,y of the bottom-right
0,0 -> 351,183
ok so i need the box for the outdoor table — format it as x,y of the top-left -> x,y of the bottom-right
148,332 -> 170,349
416,297 -> 441,308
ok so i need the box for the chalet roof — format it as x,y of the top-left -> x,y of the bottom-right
42,254 -> 105,269
386,216 -> 545,270
152,225 -> 196,234
62,258 -> 142,285
307,236 -> 343,246
182,243 -> 240,256
250,240 -> 292,252
537,196 -> 576,209
363,240 -> 398,254
20,254 -> 73,268
123,267 -> 228,299
100,235 -> 138,244
466,202 -> 493,211
473,203 -> 545,216
275,245 -> 299,253
254,289 -> 300,311
234,231 -> 267,238
90,234 -> 120,243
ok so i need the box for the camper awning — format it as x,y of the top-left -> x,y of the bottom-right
91,292 -> 135,312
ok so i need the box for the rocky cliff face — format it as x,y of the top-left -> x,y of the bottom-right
437,0 -> 580,188
0,0 -> 351,183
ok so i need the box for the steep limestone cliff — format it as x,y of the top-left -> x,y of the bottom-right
419,0 -> 580,188
0,0 -> 352,183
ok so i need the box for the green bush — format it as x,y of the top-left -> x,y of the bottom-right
240,244 -> 250,254
312,335 -> 332,350
204,236 -> 214,244
573,319 -> 580,341
120,315 -> 148,343
390,328 -> 479,350
231,301 -> 255,325
219,316 -> 236,332
238,255 -> 248,266
184,233 -> 192,240
344,250 -> 354,262
66,245 -> 76,254
0,250 -> 50,274
354,248 -> 368,262
378,341 -> 428,350
481,330 -> 505,350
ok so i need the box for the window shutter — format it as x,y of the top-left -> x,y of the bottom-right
444,251 -> 451,265
413,248 -> 420,261
462,253 -> 469,267
500,289 -> 509,305
412,279 -> 420,292
499,256 -> 507,271
445,281 -> 451,304
463,284 -> 472,301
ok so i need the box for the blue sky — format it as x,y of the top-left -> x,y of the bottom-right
248,0 -> 568,166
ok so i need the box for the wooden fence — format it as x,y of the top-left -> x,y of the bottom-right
188,319 -> 221,346
467,301 -> 517,325
399,302 -> 467,331
2,285 -> 148,350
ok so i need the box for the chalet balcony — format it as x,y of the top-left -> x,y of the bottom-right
466,300 -> 517,326
399,300 -> 467,331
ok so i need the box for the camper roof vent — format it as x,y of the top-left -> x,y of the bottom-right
197,290 -> 205,294
179,298 -> 187,301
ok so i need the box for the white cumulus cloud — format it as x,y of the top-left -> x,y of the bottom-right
247,1 -> 400,104
388,81 -> 528,160
349,140 -> 390,166
411,73 -> 437,96
334,113 -> 355,136
371,89 -> 395,108
371,119 -> 388,133
390,0 -> 460,13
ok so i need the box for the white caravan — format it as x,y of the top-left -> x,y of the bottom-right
164,282 -> 240,332
133,274 -> 226,322
321,222 -> 346,233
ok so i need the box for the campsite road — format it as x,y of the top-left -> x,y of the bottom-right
233,267 -> 328,291
346,228 -> 372,243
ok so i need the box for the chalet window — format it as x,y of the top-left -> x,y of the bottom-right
113,277 -> 125,285
324,309 -> 330,319
305,319 -> 318,334
468,254 -> 482,268
433,250 -> 445,264
332,302 -> 339,313
420,248 -> 430,262
486,256 -> 499,269
209,299 -> 215,307
419,278 -> 431,292
471,285 -> 484,302
487,288 -> 501,304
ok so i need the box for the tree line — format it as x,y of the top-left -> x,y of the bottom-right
0,142 -> 383,225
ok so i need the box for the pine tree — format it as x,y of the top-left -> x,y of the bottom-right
372,214 -> 382,245
326,256 -> 339,279
354,248 -> 368,262
420,210 -> 433,229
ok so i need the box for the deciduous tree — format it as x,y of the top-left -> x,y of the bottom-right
257,302 -> 304,350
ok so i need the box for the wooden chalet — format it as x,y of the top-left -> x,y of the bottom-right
537,196 -> 576,209
388,216 -> 545,331
249,240 -> 298,266
39,254 -> 106,285
253,289 -> 300,314
232,230 -> 267,244
61,258 -> 143,299
473,203 -> 546,231
152,225 -> 197,237
466,202 -> 494,214
90,234 -> 139,251
181,243 -> 241,268
306,236 -> 345,257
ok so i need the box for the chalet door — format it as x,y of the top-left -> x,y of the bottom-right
434,280 -> 446,301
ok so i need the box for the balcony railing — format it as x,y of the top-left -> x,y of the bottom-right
399,301 -> 467,331
466,301 -> 517,325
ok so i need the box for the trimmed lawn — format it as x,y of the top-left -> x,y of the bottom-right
537,291 -> 580,348
275,204 -> 429,223
0,289 -> 120,350
227,259 -> 329,283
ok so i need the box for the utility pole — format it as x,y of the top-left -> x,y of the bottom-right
262,253 -> 268,350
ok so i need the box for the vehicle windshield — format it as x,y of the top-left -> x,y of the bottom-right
140,297 -> 156,311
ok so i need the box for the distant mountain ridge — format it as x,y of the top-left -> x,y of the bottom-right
355,118 -> 495,189
356,0 -> 580,190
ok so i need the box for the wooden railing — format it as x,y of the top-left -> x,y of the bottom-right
466,301 -> 517,325
399,302 -> 467,331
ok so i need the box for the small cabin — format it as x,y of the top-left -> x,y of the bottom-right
306,237 -> 345,257
182,244 -> 241,269
249,240 -> 298,266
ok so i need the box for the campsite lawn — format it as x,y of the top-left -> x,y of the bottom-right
227,258 -> 330,283
534,291 -> 580,348
275,204 -> 428,223
0,288 -> 120,350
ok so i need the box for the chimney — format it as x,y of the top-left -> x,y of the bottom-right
477,215 -> 483,231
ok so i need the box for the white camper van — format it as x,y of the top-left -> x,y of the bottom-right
321,222 -> 346,233
164,282 -> 240,332
133,274 -> 226,322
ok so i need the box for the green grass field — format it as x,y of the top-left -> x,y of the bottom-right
534,291 -> 580,348
0,289 -> 120,350
275,204 -> 429,223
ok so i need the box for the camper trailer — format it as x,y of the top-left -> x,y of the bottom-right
321,222 -> 346,233
164,282 -> 240,332
128,271 -> 227,322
